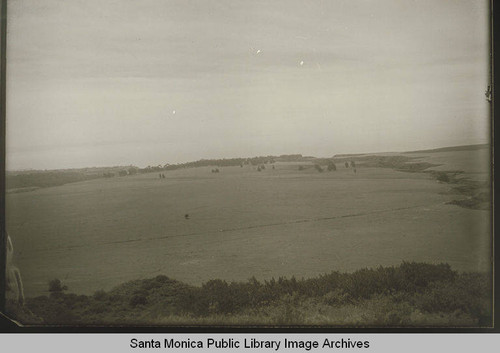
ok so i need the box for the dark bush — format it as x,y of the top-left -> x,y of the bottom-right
48,279 -> 68,296
398,262 -> 456,290
414,272 -> 492,320
93,290 -> 108,301
26,296 -> 80,324
129,294 -> 147,307
202,279 -> 235,314
153,275 -> 171,283
435,172 -> 450,183
87,302 -> 108,314
177,287 -> 210,316
323,288 -> 353,306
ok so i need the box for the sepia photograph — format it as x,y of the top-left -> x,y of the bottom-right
2,0 -> 493,327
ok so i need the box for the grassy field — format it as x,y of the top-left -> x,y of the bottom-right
6,147 -> 492,299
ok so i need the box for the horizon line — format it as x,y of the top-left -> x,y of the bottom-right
5,143 -> 490,173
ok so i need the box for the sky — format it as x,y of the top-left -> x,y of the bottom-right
6,0 -> 490,170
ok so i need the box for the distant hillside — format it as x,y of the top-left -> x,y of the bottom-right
7,144 -> 487,191
6,166 -> 138,191
404,144 -> 489,154
333,152 -> 368,158
334,144 -> 489,158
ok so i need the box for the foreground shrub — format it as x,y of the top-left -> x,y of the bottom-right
21,263 -> 491,326
129,294 -> 148,307
414,272 -> 492,325
48,279 -> 68,294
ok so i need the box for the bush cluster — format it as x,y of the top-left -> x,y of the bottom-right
434,172 -> 450,183
24,263 -> 491,326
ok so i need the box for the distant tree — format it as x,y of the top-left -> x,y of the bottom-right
257,166 -> 261,172
327,162 -> 337,171
345,162 -> 349,168
298,165 -> 305,171
272,165 -> 275,170
350,161 -> 356,168
48,279 -> 68,298
118,170 -> 128,177
314,164 -> 323,173
127,168 -> 138,175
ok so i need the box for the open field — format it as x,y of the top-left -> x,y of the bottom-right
6,147 -> 492,297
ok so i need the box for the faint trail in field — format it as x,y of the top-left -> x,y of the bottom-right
217,203 -> 429,233
33,203 -> 438,252
98,203 -> 436,247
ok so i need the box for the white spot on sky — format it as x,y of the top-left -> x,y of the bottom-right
300,61 -> 304,66
256,49 -> 261,54
172,110 -> 176,115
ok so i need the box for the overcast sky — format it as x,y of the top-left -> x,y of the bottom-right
6,0 -> 490,170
